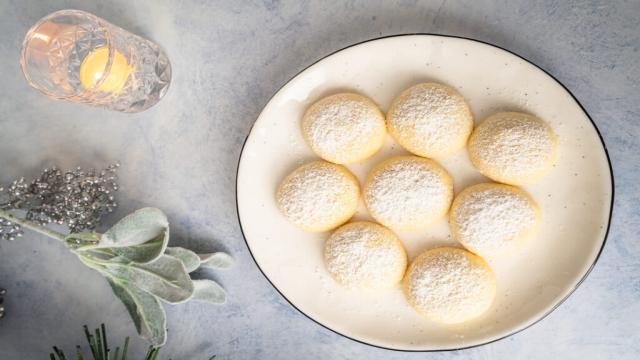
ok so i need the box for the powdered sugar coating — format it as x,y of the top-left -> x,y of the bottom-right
276,161 -> 359,232
364,156 -> 453,230
404,247 -> 496,324
324,221 -> 407,289
302,93 -> 386,164
450,183 -> 539,257
387,82 -> 473,158
468,112 -> 557,185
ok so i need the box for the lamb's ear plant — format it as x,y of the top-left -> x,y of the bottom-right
0,165 -> 233,347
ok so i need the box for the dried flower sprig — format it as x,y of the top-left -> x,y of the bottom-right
0,288 -> 6,319
0,163 -> 119,240
0,165 -> 233,346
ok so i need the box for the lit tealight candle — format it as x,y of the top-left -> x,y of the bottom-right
79,46 -> 132,93
22,10 -> 171,111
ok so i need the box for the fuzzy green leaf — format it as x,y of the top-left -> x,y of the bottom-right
74,208 -> 169,264
165,247 -> 201,273
198,252 -> 234,270
100,208 -> 169,248
191,279 -> 226,304
104,255 -> 194,303
110,230 -> 168,264
107,278 -> 167,347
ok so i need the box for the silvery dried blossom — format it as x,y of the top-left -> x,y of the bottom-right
0,288 -> 5,319
0,163 -> 119,240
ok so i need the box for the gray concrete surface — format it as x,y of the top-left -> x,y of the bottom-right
0,1 -> 638,359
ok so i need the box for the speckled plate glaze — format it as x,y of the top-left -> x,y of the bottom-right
236,34 -> 613,351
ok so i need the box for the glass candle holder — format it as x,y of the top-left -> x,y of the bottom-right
20,9 -> 171,113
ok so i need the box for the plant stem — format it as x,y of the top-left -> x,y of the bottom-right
0,208 -> 66,242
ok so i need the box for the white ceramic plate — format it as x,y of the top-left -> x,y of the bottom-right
236,35 -> 613,351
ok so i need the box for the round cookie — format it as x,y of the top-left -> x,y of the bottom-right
364,156 -> 453,230
324,221 -> 407,289
387,82 -> 473,158
468,112 -> 557,185
276,161 -> 359,232
302,93 -> 386,164
403,247 -> 496,324
450,183 -> 540,258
